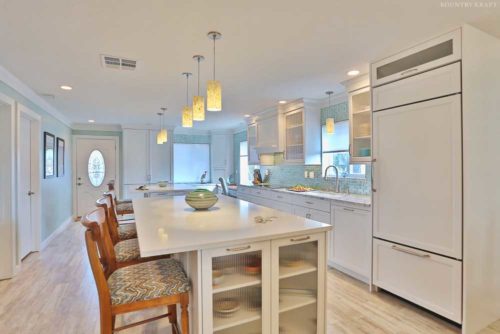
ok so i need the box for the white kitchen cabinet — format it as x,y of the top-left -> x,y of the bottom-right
271,233 -> 326,334
372,95 -> 462,259
256,113 -> 282,153
373,239 -> 462,323
283,109 -> 304,162
330,204 -> 371,282
371,29 -> 461,86
202,241 -> 271,334
372,61 -> 461,111
349,87 -> 372,163
247,124 -> 259,165
123,128 -> 172,199
293,206 -> 330,225
211,132 -> 234,182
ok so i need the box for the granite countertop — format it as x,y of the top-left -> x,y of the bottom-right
239,184 -> 371,207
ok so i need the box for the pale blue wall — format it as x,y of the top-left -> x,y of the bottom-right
0,81 -> 73,241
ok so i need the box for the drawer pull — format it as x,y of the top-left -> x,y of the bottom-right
305,213 -> 311,218
290,236 -> 311,242
305,201 -> 314,205
391,245 -> 430,258
277,195 -> 283,199
226,245 -> 251,252
400,68 -> 419,76
342,207 -> 355,212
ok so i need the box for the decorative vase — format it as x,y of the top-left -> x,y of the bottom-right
185,189 -> 218,210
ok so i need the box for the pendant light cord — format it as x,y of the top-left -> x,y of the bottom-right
213,36 -> 216,80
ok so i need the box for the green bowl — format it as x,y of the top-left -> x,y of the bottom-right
185,189 -> 218,210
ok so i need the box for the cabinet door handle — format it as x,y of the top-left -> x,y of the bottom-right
305,201 -> 314,205
290,236 -> 311,242
226,245 -> 251,252
400,68 -> 419,76
391,245 -> 430,258
305,213 -> 311,219
277,195 -> 283,199
342,207 -> 355,212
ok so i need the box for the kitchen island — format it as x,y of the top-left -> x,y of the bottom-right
133,195 -> 332,334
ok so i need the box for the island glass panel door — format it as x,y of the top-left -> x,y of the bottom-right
202,241 -> 271,334
271,233 -> 326,334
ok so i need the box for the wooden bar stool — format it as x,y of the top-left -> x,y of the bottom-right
105,191 -> 134,216
90,200 -> 166,271
82,208 -> 190,334
97,196 -> 137,243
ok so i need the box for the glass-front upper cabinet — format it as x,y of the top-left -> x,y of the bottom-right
349,86 -> 372,163
202,241 -> 271,334
284,109 -> 304,162
247,123 -> 259,165
271,233 -> 326,334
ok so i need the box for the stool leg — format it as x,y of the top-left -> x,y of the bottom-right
180,294 -> 189,334
168,304 -> 179,334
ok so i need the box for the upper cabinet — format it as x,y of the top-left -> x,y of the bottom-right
123,128 -> 172,186
349,87 -> 372,163
247,99 -> 321,166
371,29 -> 461,87
343,75 -> 372,163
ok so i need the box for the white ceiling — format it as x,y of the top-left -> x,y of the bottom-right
0,0 -> 499,130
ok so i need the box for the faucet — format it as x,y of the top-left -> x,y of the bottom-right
324,165 -> 340,193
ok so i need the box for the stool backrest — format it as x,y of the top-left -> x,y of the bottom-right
96,196 -> 120,245
219,177 -> 228,195
81,208 -> 112,311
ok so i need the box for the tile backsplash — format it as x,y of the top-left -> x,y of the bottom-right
260,164 -> 371,195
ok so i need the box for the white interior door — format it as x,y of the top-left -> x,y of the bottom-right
18,116 -> 33,260
372,95 -> 462,259
75,137 -> 117,217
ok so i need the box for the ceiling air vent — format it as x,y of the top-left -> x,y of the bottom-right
101,55 -> 138,70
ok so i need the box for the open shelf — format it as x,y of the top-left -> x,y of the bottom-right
212,273 -> 261,294
214,319 -> 261,334
279,262 -> 317,279
213,307 -> 261,332
353,107 -> 371,114
279,293 -> 317,313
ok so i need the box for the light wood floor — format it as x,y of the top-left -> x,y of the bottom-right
0,222 -> 496,334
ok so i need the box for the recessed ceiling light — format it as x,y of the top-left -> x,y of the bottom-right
60,85 -> 73,90
347,70 -> 360,76
244,114 -> 250,117
88,119 -> 95,123
279,100 -> 287,104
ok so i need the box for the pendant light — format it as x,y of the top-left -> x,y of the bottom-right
182,72 -> 193,128
192,55 -> 205,121
206,31 -> 222,112
159,107 -> 168,143
325,91 -> 335,134
156,111 -> 165,144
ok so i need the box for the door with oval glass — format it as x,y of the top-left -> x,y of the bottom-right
75,137 -> 118,217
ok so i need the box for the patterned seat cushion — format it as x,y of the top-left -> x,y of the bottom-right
114,238 -> 140,262
116,201 -> 133,213
108,258 -> 190,305
118,223 -> 137,240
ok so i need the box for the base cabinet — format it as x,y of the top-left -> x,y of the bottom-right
330,204 -> 371,282
201,233 -> 326,333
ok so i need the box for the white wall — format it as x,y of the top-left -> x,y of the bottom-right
0,99 -> 15,279
462,24 -> 500,333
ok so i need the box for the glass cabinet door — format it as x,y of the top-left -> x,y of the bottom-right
349,86 -> 372,163
202,241 -> 271,334
285,109 -> 304,162
271,233 -> 326,334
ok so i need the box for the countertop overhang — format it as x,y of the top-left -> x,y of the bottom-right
133,196 -> 332,257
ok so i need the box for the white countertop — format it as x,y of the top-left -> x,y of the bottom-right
239,185 -> 371,207
133,196 -> 331,257
135,183 -> 217,194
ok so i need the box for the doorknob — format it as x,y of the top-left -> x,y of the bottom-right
77,183 -> 83,186
28,191 -> 35,196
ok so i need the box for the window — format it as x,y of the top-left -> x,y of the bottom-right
239,141 -> 251,185
174,143 -> 210,183
88,150 -> 106,187
321,121 -> 366,178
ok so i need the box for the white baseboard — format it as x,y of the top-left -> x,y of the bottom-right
40,216 -> 73,250
328,260 -> 370,284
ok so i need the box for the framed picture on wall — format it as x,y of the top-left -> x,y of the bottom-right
44,132 -> 55,178
56,137 -> 65,177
